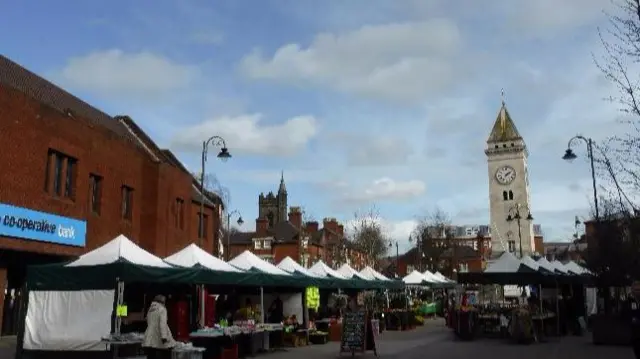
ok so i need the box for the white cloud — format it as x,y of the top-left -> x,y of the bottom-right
239,19 -> 465,103
342,178 -> 426,204
330,133 -> 415,166
172,114 -> 318,157
57,49 -> 198,98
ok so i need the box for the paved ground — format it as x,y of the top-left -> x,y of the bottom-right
263,318 -> 636,359
1,319 -> 635,359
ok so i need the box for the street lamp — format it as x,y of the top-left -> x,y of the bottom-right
506,203 -> 533,258
199,135 -> 231,253
408,234 -> 425,272
562,135 -> 598,220
226,210 -> 244,261
389,240 -> 399,276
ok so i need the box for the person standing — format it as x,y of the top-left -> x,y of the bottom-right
143,295 -> 175,359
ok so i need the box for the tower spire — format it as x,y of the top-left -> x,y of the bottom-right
278,170 -> 287,194
486,89 -> 522,144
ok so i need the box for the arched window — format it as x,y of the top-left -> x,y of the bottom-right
503,191 -> 508,201
508,190 -> 514,200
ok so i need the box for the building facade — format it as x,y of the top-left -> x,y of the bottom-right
229,178 -> 367,269
486,100 -> 536,257
0,55 -> 223,335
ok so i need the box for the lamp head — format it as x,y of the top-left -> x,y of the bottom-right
237,216 -> 244,226
506,215 -> 513,222
526,213 -> 534,221
562,148 -> 577,162
217,147 -> 232,162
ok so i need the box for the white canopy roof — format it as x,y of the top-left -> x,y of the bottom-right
484,252 -> 530,273
423,270 -> 446,283
564,261 -> 589,275
309,261 -> 347,279
521,255 -> 540,271
434,271 -> 453,282
228,251 -> 291,275
277,257 -> 320,277
536,257 -> 557,273
66,234 -> 170,268
164,244 -> 242,272
551,260 -> 569,274
359,266 -> 389,281
337,264 -> 370,280
403,270 -> 429,285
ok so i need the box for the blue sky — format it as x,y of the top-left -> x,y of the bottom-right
1,0 -> 630,253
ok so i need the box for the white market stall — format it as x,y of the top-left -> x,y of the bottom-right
337,264 -> 370,280
23,234 -> 172,351
309,261 -> 347,279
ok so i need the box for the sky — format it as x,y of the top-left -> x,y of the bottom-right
0,0 -> 630,253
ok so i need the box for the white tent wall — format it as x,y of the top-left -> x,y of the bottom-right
239,293 -> 303,322
23,290 -> 115,351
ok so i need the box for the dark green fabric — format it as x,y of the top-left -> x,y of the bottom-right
27,261 -> 407,291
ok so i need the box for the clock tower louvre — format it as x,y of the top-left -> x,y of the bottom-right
485,97 -> 534,257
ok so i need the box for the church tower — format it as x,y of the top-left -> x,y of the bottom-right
258,171 -> 289,228
485,95 -> 534,257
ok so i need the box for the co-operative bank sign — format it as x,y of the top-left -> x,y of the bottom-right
0,203 -> 86,247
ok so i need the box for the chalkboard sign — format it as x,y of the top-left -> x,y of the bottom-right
340,310 -> 367,354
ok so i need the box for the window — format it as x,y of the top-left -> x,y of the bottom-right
89,174 -> 102,214
46,150 -> 77,199
302,254 -> 310,268
175,198 -> 185,229
263,239 -> 272,249
197,213 -> 208,238
121,186 -> 133,219
508,190 -> 514,200
254,240 -> 262,249
508,240 -> 516,253
503,191 -> 508,201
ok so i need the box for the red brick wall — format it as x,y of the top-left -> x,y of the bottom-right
0,84 -> 220,258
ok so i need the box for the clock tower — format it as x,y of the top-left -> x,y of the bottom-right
485,97 -> 534,257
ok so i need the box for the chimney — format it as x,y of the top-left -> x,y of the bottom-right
323,217 -> 339,235
306,221 -> 319,234
337,224 -> 344,238
289,206 -> 302,228
256,218 -> 268,236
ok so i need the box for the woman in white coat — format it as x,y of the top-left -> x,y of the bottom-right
143,295 -> 175,359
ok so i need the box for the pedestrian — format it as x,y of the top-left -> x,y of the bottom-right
142,295 -> 175,359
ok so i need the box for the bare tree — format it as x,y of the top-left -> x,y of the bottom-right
349,206 -> 390,268
586,1 -> 640,291
413,208 -> 456,274
193,172 -> 231,209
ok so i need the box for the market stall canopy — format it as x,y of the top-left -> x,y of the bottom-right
434,271 -> 454,283
164,244 -> 242,272
521,255 -> 540,271
66,234 -> 171,268
359,266 -> 389,281
423,270 -> 446,283
536,257 -> 558,273
564,261 -> 590,275
550,260 -> 569,274
337,264 -> 370,280
228,251 -> 291,276
403,270 -> 430,285
309,261 -> 347,279
277,257 -> 320,277
485,252 -> 535,273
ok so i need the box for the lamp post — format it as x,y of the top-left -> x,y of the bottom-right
199,136 -> 231,253
506,203 -> 533,258
389,240 -> 399,277
408,234 -> 425,272
226,210 -> 244,261
562,135 -> 598,220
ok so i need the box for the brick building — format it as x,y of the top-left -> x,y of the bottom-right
0,55 -> 223,335
228,178 -> 367,269
389,224 -> 545,278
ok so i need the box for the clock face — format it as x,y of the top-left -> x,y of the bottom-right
495,166 -> 516,185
